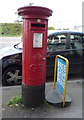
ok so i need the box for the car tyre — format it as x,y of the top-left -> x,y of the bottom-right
2,66 -> 22,86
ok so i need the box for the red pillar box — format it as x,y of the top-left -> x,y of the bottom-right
18,6 -> 52,107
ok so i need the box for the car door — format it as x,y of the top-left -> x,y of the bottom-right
46,33 -> 70,77
67,34 -> 83,74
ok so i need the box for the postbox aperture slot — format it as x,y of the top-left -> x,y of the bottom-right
31,23 -> 45,29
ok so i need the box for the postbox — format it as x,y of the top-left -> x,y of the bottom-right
18,6 -> 52,107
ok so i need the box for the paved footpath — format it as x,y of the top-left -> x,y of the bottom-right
1,80 -> 83,119
0,37 -> 83,119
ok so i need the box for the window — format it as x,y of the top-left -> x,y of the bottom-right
70,35 -> 83,49
47,34 -> 67,52
83,36 -> 84,48
70,34 -> 83,55
48,34 -> 66,43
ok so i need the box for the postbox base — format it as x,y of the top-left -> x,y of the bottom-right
22,83 -> 45,108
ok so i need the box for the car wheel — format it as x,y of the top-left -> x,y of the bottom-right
2,66 -> 22,86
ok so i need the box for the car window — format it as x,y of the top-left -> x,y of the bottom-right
48,34 -> 66,43
83,36 -> 84,48
70,34 -> 83,56
47,34 -> 67,52
48,43 -> 66,52
70,35 -> 83,49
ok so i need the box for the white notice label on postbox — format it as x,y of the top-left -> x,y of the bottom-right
33,33 -> 43,48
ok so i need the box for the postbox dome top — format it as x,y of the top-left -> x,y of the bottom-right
18,6 -> 53,19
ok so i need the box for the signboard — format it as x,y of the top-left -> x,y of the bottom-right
56,58 -> 66,94
54,55 -> 69,106
33,33 -> 43,48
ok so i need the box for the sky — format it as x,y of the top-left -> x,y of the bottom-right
0,0 -> 83,29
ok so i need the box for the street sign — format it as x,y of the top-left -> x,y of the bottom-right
54,55 -> 69,106
46,55 -> 71,107
56,58 -> 66,94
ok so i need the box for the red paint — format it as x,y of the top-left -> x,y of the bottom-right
18,6 -> 52,86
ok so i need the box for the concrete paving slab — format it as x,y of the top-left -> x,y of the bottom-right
1,80 -> 83,119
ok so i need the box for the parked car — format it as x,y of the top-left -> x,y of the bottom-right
1,31 -> 84,86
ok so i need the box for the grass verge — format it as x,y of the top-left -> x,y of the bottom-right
7,94 -> 22,107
